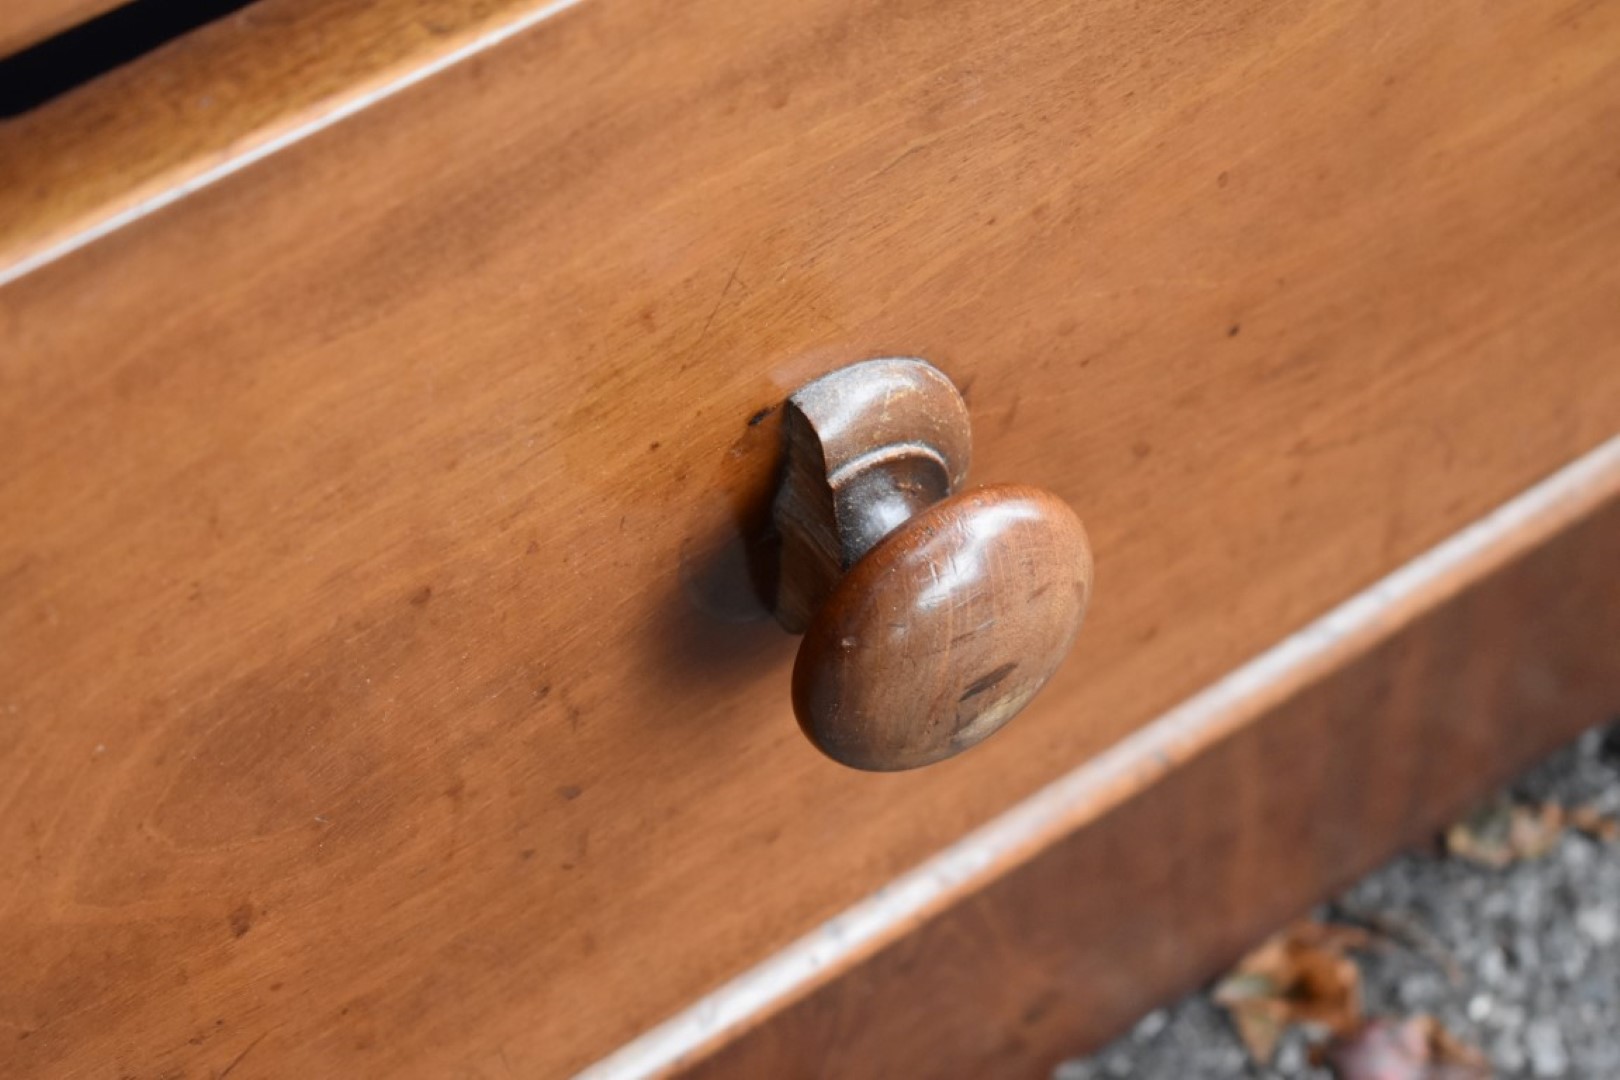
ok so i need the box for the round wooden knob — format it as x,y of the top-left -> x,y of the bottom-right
770,357 -> 1095,771
793,484 -> 1093,771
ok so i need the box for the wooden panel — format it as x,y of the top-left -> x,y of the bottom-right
684,489 -> 1620,1080
0,0 -> 125,56
2,0 -> 1619,1076
0,0 -> 565,281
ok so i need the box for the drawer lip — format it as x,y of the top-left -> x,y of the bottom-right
8,0 -> 1620,1071
583,432 -> 1620,1079
0,0 -> 584,289
0,0 -> 127,58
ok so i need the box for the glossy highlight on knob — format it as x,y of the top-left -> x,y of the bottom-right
792,484 -> 1093,771
769,356 -> 1094,771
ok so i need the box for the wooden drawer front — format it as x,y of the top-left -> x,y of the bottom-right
2,0 -> 1619,1075
0,0 -> 121,55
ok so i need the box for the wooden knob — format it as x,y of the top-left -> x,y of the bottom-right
771,358 -> 1094,771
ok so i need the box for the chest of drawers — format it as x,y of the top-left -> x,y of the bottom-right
3,1 -> 1619,1075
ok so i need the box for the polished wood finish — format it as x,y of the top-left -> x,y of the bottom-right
0,0 -> 564,281
775,358 -> 1091,770
3,0 -> 1620,1076
795,485 -> 1093,771
687,488 -> 1620,1079
0,0 -> 124,55
773,357 -> 973,634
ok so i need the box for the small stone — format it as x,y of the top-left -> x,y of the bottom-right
1562,835 -> 1595,870
1131,1009 -> 1168,1042
1589,1038 -> 1620,1073
1512,878 -> 1547,928
1468,993 -> 1494,1022
1578,727 -> 1607,761
1526,1018 -> 1569,1077
1575,971 -> 1616,1006
1577,905 -> 1620,946
1493,1029 -> 1528,1074
1274,1031 -> 1308,1074
1493,1001 -> 1528,1033
1398,970 -> 1446,1007
1478,945 -> 1511,986
1513,932 -> 1544,971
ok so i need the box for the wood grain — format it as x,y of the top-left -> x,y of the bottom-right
0,0 -> 125,55
686,491 -> 1620,1079
0,0 -> 573,281
773,358 -> 1091,770
2,0 -> 1619,1076
794,485 -> 1093,771
773,356 -> 973,633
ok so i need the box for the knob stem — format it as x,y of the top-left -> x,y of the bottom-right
771,358 -> 972,632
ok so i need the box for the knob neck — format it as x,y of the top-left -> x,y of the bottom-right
771,358 -> 972,632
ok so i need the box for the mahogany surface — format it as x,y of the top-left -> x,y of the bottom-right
1,0 -> 1619,1075
772,356 -> 975,634
0,0 -> 564,279
691,492 -> 1620,1079
0,0 -> 124,55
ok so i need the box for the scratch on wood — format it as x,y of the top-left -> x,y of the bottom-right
698,257 -> 745,344
873,134 -> 941,179
218,1031 -> 268,1079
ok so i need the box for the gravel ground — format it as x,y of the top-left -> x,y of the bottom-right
1056,721 -> 1620,1080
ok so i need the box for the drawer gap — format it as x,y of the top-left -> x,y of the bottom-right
0,0 -> 257,117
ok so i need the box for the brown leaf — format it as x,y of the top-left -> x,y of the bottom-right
1214,921 -> 1371,1063
1326,1016 -> 1491,1080
1225,998 -> 1288,1065
1333,903 -> 1463,986
1445,799 -> 1565,868
1568,803 -> 1620,842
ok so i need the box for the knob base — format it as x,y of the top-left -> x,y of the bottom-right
772,357 -> 971,632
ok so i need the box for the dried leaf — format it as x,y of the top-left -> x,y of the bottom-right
1421,1017 -> 1490,1072
1333,903 -> 1463,985
1326,1016 -> 1491,1080
1445,799 -> 1565,868
1225,998 -> 1288,1064
1568,803 -> 1620,842
1214,921 -> 1371,1063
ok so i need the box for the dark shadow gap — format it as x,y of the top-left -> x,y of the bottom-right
0,0 -> 258,117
